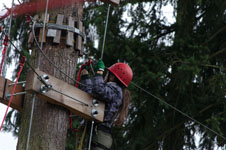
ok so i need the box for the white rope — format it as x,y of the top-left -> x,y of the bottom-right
100,4 -> 110,60
88,121 -> 95,150
131,81 -> 226,141
26,0 -> 49,149
25,94 -> 36,150
38,0 -> 49,68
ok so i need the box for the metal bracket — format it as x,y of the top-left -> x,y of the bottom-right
34,23 -> 85,39
8,81 -> 26,87
5,92 -> 27,100
40,74 -> 52,93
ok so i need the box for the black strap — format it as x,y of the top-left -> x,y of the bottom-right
97,124 -> 112,134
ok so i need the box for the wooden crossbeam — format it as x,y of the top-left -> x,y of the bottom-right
101,0 -> 120,5
53,14 -> 64,44
25,69 -> 105,122
66,16 -> 75,46
0,76 -> 24,111
39,13 -> 50,43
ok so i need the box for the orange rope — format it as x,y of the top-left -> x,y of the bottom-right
0,56 -> 25,132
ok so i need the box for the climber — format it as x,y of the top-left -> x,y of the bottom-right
80,59 -> 133,150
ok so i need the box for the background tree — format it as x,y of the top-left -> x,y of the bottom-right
83,0 -> 226,149
1,0 -> 226,149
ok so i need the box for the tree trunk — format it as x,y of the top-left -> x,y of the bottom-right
17,0 -> 83,149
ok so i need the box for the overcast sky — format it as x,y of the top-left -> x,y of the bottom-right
0,1 -> 18,150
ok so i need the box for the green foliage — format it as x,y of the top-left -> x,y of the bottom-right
83,0 -> 226,149
2,0 -> 226,149
1,15 -> 30,136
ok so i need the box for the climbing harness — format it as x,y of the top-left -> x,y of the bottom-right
0,35 -> 9,75
0,56 -> 25,132
75,121 -> 88,150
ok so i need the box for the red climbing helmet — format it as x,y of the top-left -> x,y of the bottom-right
108,62 -> 133,87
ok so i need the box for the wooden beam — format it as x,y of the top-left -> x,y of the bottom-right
25,69 -> 105,122
66,16 -> 75,46
101,0 -> 120,5
76,20 -> 83,55
53,14 -> 64,44
39,13 -> 50,43
0,76 -> 24,111
0,76 -> 6,101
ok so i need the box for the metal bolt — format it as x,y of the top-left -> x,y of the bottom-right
5,92 -> 27,100
8,81 -> 26,86
40,85 -> 48,93
93,99 -> 99,107
42,74 -> 49,82
91,109 -> 98,118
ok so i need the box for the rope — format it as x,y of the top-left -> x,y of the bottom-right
131,81 -> 226,141
88,121 -> 94,150
26,0 -> 49,147
38,0 -> 49,68
0,56 -> 25,132
69,63 -> 87,132
77,123 -> 87,150
0,28 -> 89,106
0,35 -> 9,75
25,94 -> 36,150
100,4 -> 110,60
32,21 -> 88,87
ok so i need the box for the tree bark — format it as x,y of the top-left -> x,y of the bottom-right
17,0 -> 83,149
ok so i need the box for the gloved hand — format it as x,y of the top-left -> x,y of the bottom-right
83,65 -> 90,71
95,59 -> 105,71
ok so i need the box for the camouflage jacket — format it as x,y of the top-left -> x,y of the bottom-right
80,74 -> 123,125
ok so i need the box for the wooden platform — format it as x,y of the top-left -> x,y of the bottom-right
25,69 -> 105,122
0,76 -> 24,112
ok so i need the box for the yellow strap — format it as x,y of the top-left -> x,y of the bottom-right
77,123 -> 87,150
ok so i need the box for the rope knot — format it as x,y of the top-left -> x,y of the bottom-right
3,35 -> 9,46
20,56 -> 26,67
25,15 -> 31,23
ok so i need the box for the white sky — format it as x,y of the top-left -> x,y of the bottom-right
0,1 -> 17,150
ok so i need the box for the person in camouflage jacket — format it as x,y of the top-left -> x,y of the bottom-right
80,60 -> 133,150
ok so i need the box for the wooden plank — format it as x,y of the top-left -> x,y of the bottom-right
79,26 -> 85,56
101,0 -> 120,5
76,21 -> 83,54
0,76 -> 6,100
53,14 -> 64,44
25,69 -> 105,122
39,13 -> 50,43
66,16 -> 75,46
110,0 -> 120,5
28,32 -> 34,44
2,80 -> 24,112
0,77 -> 24,111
